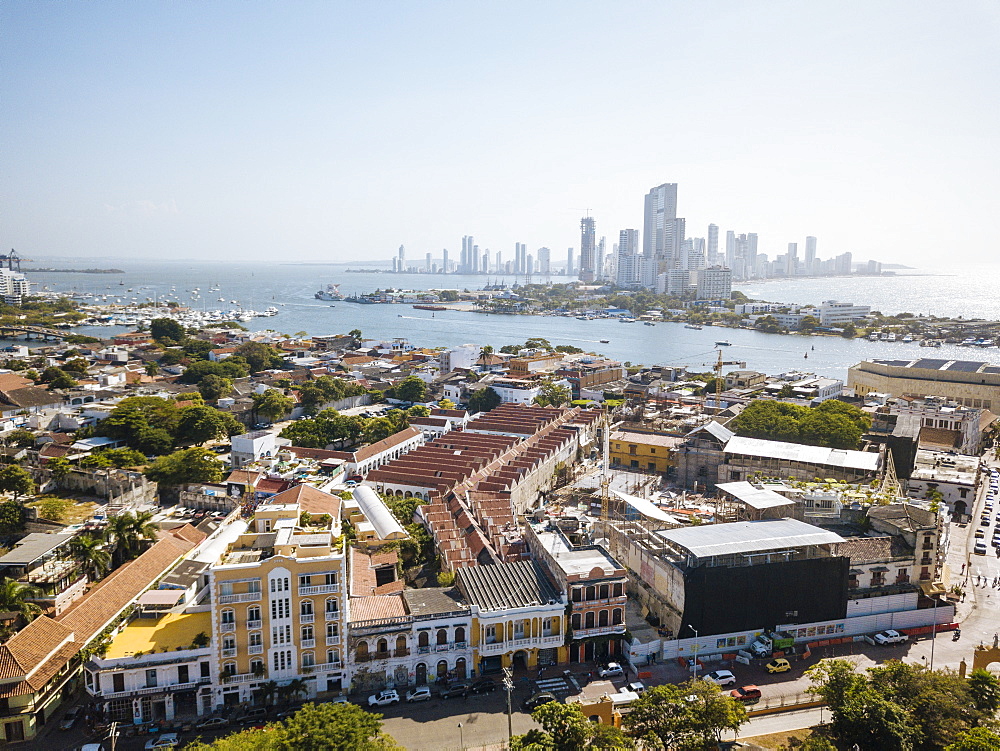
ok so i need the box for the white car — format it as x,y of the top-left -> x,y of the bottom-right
703,669 -> 737,687
144,734 -> 179,750
873,629 -> 908,645
598,662 -> 625,678
367,689 -> 400,707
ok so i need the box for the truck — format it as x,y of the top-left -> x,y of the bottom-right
748,630 -> 795,657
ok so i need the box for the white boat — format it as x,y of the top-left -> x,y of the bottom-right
685,323 -> 703,330
901,334 -> 913,343
887,333 -> 896,342
715,340 -> 732,346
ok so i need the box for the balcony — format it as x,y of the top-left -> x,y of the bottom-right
300,614 -> 315,624
94,679 -> 209,700
247,620 -> 262,630
394,648 -> 410,657
372,650 -> 391,661
220,623 -> 236,633
218,591 -> 262,604
324,610 -> 340,621
299,584 -> 340,596
301,639 -> 316,649
222,648 -> 237,658
326,636 -> 341,646
573,625 -> 625,639
222,672 -> 259,685
248,645 -> 264,655
417,646 -> 430,654
302,661 -> 342,674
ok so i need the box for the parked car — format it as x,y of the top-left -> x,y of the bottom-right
873,629 -> 908,645
406,686 -> 433,703
975,541 -> 989,555
598,662 -> 625,678
244,708 -> 268,721
470,678 -> 498,694
59,707 -> 81,730
981,517 -> 991,527
627,681 -> 646,695
328,696 -> 350,704
765,658 -> 792,674
730,685 -> 762,703
522,692 -> 559,712
144,734 -> 180,750
703,670 -> 736,687
195,717 -> 229,730
976,529 -> 986,539
368,690 -> 400,707
439,683 -> 470,699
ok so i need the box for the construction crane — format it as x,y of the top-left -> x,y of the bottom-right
702,350 -> 747,413
0,250 -> 23,271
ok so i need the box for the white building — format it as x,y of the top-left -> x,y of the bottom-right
440,344 -> 480,372
231,430 -> 285,469
819,300 -> 871,327
696,266 -> 732,300
0,268 -> 31,305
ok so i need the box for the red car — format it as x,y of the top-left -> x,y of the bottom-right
730,685 -> 762,703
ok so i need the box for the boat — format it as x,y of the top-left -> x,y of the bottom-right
902,334 -> 913,343
315,283 -> 345,301
684,323 -> 703,330
413,304 -> 447,311
715,340 -> 732,346
644,322 -> 655,326
887,333 -> 896,342
600,339 -> 610,343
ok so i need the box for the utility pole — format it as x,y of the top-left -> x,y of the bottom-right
687,624 -> 700,680
503,666 -> 514,743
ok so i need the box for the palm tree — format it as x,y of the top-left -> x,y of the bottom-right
284,678 -> 308,704
104,510 -> 158,565
254,680 -> 279,707
0,577 -> 42,623
67,534 -> 111,582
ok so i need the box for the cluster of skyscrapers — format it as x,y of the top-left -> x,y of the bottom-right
389,182 -> 875,291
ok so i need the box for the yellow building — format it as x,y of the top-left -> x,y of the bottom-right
210,485 -> 348,707
610,429 -> 683,473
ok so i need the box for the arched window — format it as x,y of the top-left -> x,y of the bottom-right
396,635 -> 407,653
599,584 -> 610,599
327,622 -> 339,639
585,611 -> 595,629
302,652 -> 315,668
301,600 -> 313,616
223,662 -> 236,676
221,608 -> 235,624
247,605 -> 261,622
223,636 -> 235,651
325,598 -> 339,614
301,625 -> 314,642
585,586 -> 597,601
437,628 -> 448,645
327,649 -> 340,665
454,626 -> 466,643
572,613 -> 581,630
598,610 -> 609,627
249,632 -> 262,648
377,638 -> 388,655
418,631 -> 430,648
356,641 -> 369,659
612,608 -> 624,625
250,659 -> 263,675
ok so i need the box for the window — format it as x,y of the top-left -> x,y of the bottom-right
248,605 -> 261,622
377,638 -> 388,654
112,673 -> 125,693
325,572 -> 338,586
250,659 -> 263,675
326,623 -> 339,638
299,574 -> 312,588
327,649 -> 340,665
302,652 -> 315,667
220,582 -> 233,597
542,618 -> 552,636
272,624 -> 292,645
200,662 -> 210,679
629,445 -> 637,455
271,599 -> 290,620
269,577 -> 290,593
612,608 -> 623,625
598,584 -> 609,599
871,571 -> 886,587
325,598 -> 338,614
301,600 -> 313,616
178,665 -> 189,684
418,631 -> 430,647
221,609 -> 235,625
249,632 -> 262,648
484,625 -> 497,644
302,625 -> 314,642
571,588 -> 582,602
223,636 -> 235,651
572,613 -> 581,630
514,621 -> 525,638
248,580 -> 261,594
437,629 -> 448,645
455,626 -> 465,643
630,460 -> 639,469
223,662 -> 236,677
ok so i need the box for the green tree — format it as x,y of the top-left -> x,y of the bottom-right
176,405 -> 231,446
467,386 -> 501,413
946,727 -> 1000,750
179,359 -> 250,385
362,418 -> 397,444
252,390 -> 294,422
512,701 -> 635,750
198,374 -> 233,402
625,682 -> 736,750
967,668 -> 1000,714
841,322 -> 857,338
798,315 -> 819,332
0,465 -> 34,501
145,447 -> 223,486
36,496 -> 72,521
0,577 -> 41,623
104,510 -> 158,565
47,456 -> 72,484
407,405 -> 430,418
0,500 -> 26,533
68,534 -> 111,581
391,375 -> 427,404
438,398 -> 457,410
4,429 -> 37,448
150,318 -> 185,343
235,341 -> 284,373
535,381 -> 572,408
183,702 -> 401,751
348,328 -> 362,341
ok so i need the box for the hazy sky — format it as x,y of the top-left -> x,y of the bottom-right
2,1 -> 998,267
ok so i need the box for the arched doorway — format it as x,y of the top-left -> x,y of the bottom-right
436,660 -> 449,684
455,657 -> 467,680
415,663 -> 427,685
954,500 -> 968,517
513,650 -> 529,671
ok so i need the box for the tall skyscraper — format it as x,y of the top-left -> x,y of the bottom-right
595,236 -> 606,280
442,248 -> 449,273
707,224 -> 719,266
398,245 -> 406,271
425,252 -> 431,272
804,236 -> 817,275
746,233 -> 758,274
537,247 -> 551,276
642,183 -> 678,258
616,229 -> 639,287
566,248 -> 575,276
787,242 -> 798,276
579,217 -> 596,282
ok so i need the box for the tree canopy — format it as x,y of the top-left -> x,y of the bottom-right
534,381 -> 572,408
150,317 -> 185,343
623,680 -> 748,750
145,447 -> 224,486
467,386 -> 501,413
184,702 -> 400,751
511,700 -> 634,750
0,465 -> 34,501
729,399 -> 871,450
253,389 -> 294,421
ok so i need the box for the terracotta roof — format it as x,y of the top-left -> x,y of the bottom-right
0,616 -> 75,682
286,446 -> 342,461
255,478 -> 291,494
225,470 -> 264,486
350,547 -> 402,596
1,386 -> 62,409
57,532 -> 196,643
0,373 -> 33,392
166,523 -> 207,547
348,593 -> 407,623
266,484 -> 342,518
836,536 -> 896,564
351,427 -> 421,463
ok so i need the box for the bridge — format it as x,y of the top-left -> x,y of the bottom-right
0,325 -> 67,341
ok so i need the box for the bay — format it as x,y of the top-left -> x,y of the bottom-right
21,260 -> 1000,381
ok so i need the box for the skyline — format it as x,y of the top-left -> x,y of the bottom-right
2,2 -> 998,267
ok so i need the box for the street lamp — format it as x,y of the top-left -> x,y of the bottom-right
503,667 -> 514,743
929,591 -> 940,672
687,624 -> 700,680
457,722 -> 464,750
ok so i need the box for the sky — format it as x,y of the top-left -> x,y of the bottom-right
2,1 -> 998,267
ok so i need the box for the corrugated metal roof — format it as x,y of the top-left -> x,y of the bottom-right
716,482 -> 796,510
457,560 -> 560,612
656,518 -> 846,558
0,533 -> 75,566
724,436 -> 880,471
353,486 -> 407,540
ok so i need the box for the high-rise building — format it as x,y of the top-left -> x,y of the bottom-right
425,253 -> 432,272
804,236 -> 817,275
595,237 -> 606,281
642,183 -> 678,260
616,229 -> 639,287
725,230 -> 736,268
579,217 -> 596,282
707,224 -> 719,266
398,245 -> 406,270
746,233 -> 758,275
442,249 -> 449,273
537,247 -> 551,276
566,248 -> 575,277
696,266 -> 733,300
786,243 -> 798,276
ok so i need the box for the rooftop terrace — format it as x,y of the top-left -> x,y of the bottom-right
106,611 -> 212,659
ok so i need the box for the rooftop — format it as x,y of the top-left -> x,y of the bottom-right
610,430 -> 684,450
724,435 -> 880,472
656,518 -> 846,559
0,533 -> 75,567
716,481 -> 797,511
531,528 -> 623,579
105,611 -> 212,659
457,560 -> 561,612
401,587 -> 468,617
